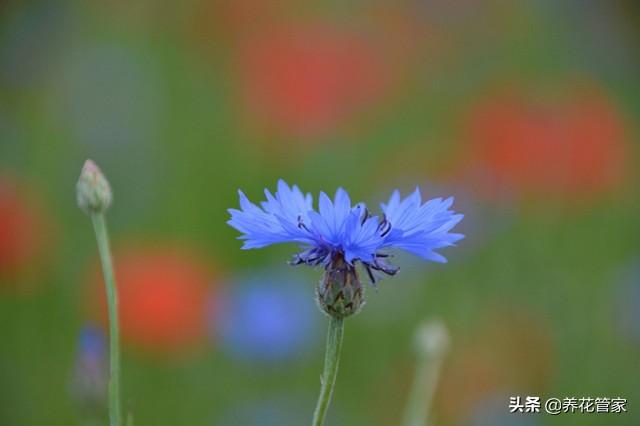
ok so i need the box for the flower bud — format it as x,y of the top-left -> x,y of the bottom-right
76,159 -> 112,214
316,255 -> 364,318
414,319 -> 450,358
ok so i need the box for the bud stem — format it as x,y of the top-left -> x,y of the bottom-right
401,320 -> 450,426
312,316 -> 344,426
90,213 -> 122,426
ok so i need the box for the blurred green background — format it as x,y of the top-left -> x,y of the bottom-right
0,1 -> 639,425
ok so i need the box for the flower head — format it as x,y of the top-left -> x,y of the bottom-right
0,175 -> 48,282
88,246 -> 214,353
216,270 -> 318,363
228,181 -> 463,318
462,85 -> 627,201
69,325 -> 107,414
237,24 -> 391,138
76,159 -> 112,214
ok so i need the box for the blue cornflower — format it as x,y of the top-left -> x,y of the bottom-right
216,271 -> 318,363
70,325 -> 107,412
228,180 -> 463,317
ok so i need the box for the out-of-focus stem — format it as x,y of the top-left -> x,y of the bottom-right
91,213 -> 122,426
401,320 -> 450,426
312,316 -> 344,426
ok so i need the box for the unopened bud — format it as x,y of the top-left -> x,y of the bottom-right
317,254 -> 364,318
415,319 -> 450,358
76,159 -> 112,214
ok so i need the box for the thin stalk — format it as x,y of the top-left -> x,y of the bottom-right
401,353 -> 442,426
91,213 -> 121,426
401,320 -> 449,426
312,316 -> 344,426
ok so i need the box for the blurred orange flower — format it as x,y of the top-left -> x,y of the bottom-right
89,246 -> 214,354
0,175 -> 48,284
236,23 -> 392,138
460,83 -> 629,202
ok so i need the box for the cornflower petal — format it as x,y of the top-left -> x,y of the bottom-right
227,181 -> 316,249
381,190 -> 464,262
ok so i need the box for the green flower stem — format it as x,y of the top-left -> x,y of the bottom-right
312,316 -> 344,426
401,354 -> 440,426
401,321 -> 449,426
91,213 -> 122,426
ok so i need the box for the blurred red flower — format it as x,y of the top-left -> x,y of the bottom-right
0,176 -> 47,284
237,24 -> 392,138
461,84 -> 629,201
90,246 -> 214,353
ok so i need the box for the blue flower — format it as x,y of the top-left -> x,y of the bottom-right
70,325 -> 107,411
229,180 -> 463,269
216,271 -> 318,363
228,180 -> 464,317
